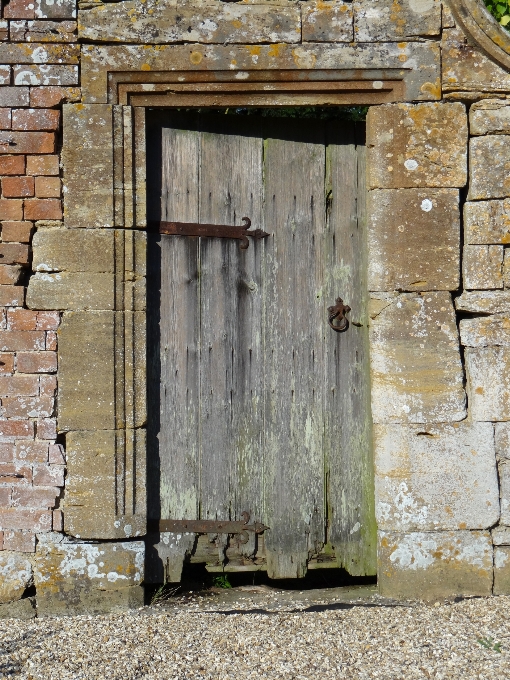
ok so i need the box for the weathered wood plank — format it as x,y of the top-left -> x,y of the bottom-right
263,120 -> 326,579
198,117 -> 264,560
325,123 -> 376,576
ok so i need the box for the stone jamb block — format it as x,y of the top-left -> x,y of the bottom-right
466,346 -> 510,420
378,530 -> 493,600
470,99 -> 510,135
375,422 -> 499,532
464,200 -> 510,244
368,188 -> 460,292
367,103 -> 468,189
469,136 -> 510,200
463,244 -> 503,289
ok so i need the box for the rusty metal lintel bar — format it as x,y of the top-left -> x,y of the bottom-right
155,217 -> 269,250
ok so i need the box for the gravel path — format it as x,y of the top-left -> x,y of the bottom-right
1,589 -> 510,679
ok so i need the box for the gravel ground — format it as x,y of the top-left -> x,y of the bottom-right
1,589 -> 510,679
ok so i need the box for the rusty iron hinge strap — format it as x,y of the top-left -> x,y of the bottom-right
150,512 -> 269,544
154,217 -> 269,250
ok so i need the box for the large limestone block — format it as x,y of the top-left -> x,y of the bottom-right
64,429 -> 146,540
367,103 -> 467,189
27,272 -> 115,311
31,228 -> 115,272
369,292 -> 466,423
470,99 -> 510,135
375,423 -> 499,532
368,188 -> 460,291
469,136 -> 510,200
460,315 -> 510,347
302,1 -> 353,42
378,531 -> 493,599
466,347 -> 510,420
34,534 -> 144,616
494,547 -> 510,594
78,0 -> 301,44
464,200 -> 510,244
462,245 -> 503,290
354,0 -> 441,41
63,104 -> 113,229
442,28 -> 510,94
456,290 -> 510,314
0,553 -> 32,604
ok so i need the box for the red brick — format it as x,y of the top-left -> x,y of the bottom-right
35,418 -> 55,440
3,0 -> 35,19
0,109 -> 11,130
0,200 -> 22,221
35,311 -> 59,330
0,420 -> 33,440
0,156 -> 25,175
40,374 -> 56,395
34,176 -> 60,198
24,198 -> 62,220
0,508 -> 51,531
2,176 -> 34,198
1,221 -> 32,242
3,529 -> 35,552
0,487 -> 11,506
0,443 -> 14,462
0,331 -> 45,351
25,154 -> 58,176
12,109 -> 60,132
48,443 -> 64,464
6,310 -> 59,331
12,486 -> 58,508
0,243 -> 29,264
15,440 -> 48,463
0,265 -> 23,285
0,375 -> 38,396
0,462 -> 31,485
52,508 -> 62,531
33,464 -> 63,487
2,395 -> 53,418
17,351 -> 57,373
46,331 -> 57,350
0,132 -> 54,155
30,86 -> 80,108
0,353 -> 14,374
0,286 -> 24,307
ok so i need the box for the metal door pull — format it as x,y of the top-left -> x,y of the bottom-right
328,297 -> 351,332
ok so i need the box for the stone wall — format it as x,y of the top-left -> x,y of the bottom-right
1,0 -> 510,613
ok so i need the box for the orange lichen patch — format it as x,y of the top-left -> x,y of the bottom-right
459,522 -> 467,529
420,78 -> 441,99
501,232 -> 510,244
399,54 -> 408,62
231,19 -> 242,29
475,387 -> 484,394
246,46 -> 261,56
397,42 -> 408,49
141,63 -> 151,71
268,43 -> 285,58
190,51 -> 203,65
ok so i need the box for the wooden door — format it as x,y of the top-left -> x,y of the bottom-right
146,111 -> 375,582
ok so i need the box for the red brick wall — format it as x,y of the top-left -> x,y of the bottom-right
0,0 -> 77,552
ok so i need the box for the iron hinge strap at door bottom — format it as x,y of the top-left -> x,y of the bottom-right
148,512 -> 269,545
151,217 -> 270,250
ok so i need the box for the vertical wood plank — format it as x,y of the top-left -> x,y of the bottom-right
263,120 -> 326,579
325,122 -> 376,575
198,117 -> 264,560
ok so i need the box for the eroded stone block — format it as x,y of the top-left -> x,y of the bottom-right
470,99 -> 510,135
354,0 -> 441,41
367,103 -> 467,189
31,228 -> 115,272
493,526 -> 510,545
375,422 -> 499,531
378,531 -> 493,599
469,136 -> 510,200
500,460 -> 510,525
463,245 -> 503,289
34,534 -> 144,616
466,347 -> 510,420
0,552 -> 32,604
302,1 -> 353,42
370,292 -> 466,423
495,422 -> 510,459
460,315 -> 510,347
78,0 -> 301,44
464,200 -> 510,244
0,597 -> 35,619
494,547 -> 510,595
368,188 -> 459,291
456,290 -> 510,313
26,272 -> 115,311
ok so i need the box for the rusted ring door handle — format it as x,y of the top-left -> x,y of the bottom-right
328,297 -> 351,332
